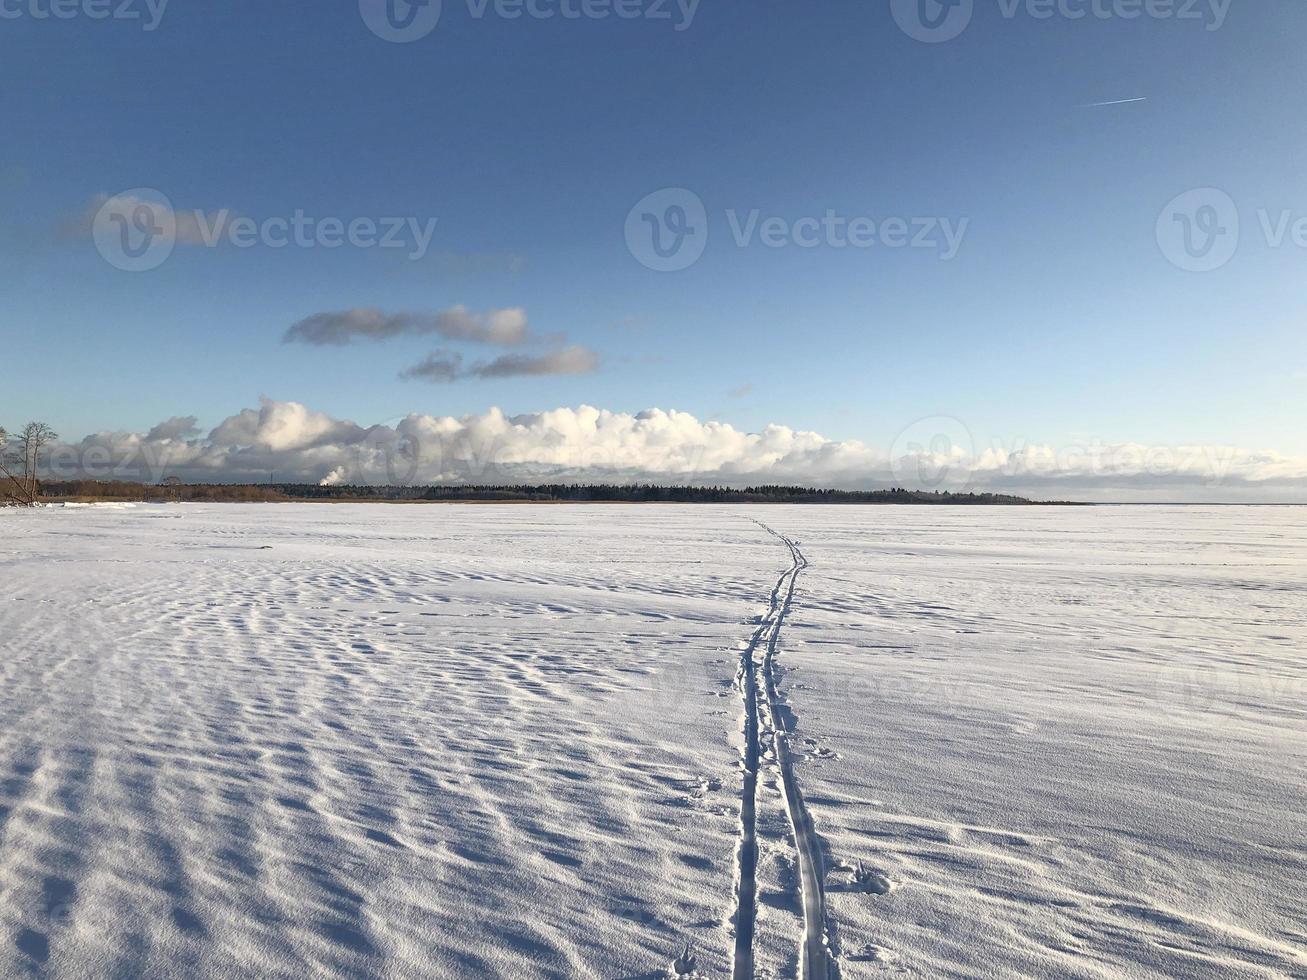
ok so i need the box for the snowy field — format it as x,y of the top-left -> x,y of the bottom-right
0,504 -> 1303,979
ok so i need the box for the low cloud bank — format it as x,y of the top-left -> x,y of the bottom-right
28,399 -> 1307,501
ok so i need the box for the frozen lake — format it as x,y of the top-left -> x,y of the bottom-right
0,504 -> 1303,978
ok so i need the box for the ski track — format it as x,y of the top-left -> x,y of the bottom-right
732,520 -> 831,980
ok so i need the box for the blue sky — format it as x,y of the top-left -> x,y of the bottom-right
2,0 -> 1305,473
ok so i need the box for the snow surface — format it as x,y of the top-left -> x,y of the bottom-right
0,503 -> 1302,978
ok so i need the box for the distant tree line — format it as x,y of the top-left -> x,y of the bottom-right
36,481 -> 289,503
29,480 -> 1066,506
270,482 -> 1043,505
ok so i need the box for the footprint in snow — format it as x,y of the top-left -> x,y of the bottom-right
668,942 -> 697,977
852,862 -> 895,895
833,861 -> 896,895
805,744 -> 840,761
615,905 -> 658,926
848,942 -> 897,963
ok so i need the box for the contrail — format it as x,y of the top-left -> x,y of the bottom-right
1081,97 -> 1148,108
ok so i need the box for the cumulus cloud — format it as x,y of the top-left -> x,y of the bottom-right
284,306 -> 531,346
400,345 -> 600,383
27,398 -> 1307,502
207,400 -> 364,452
146,416 -> 200,442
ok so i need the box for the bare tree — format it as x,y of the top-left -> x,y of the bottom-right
17,422 -> 57,503
0,425 -> 35,505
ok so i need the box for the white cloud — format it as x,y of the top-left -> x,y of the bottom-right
207,400 -> 364,452
28,398 -> 1307,501
145,416 -> 200,442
